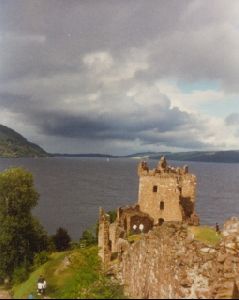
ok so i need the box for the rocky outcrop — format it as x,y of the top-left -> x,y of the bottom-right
118,218 -> 239,299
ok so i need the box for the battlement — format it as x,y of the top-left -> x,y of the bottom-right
138,156 -> 190,177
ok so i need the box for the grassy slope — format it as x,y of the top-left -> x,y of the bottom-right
189,226 -> 221,246
13,252 -> 67,299
127,226 -> 221,247
13,247 -> 125,300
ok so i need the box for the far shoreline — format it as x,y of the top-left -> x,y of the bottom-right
1,154 -> 239,164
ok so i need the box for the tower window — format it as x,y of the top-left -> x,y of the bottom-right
160,201 -> 165,210
153,185 -> 158,193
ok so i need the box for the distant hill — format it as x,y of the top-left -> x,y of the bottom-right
0,125 -> 47,158
129,151 -> 239,163
51,150 -> 239,163
51,153 -> 114,158
125,151 -> 170,158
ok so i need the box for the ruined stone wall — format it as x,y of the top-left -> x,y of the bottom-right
119,218 -> 239,299
109,222 -> 119,253
98,209 -> 111,264
179,174 -> 197,220
180,174 -> 197,203
138,174 -> 183,224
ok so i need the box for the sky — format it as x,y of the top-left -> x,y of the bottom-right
0,0 -> 239,155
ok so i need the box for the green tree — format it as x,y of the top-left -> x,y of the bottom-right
80,225 -> 98,247
52,227 -> 71,252
0,167 -> 48,280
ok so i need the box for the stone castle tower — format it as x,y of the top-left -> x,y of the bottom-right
138,156 -> 198,225
98,157 -> 199,264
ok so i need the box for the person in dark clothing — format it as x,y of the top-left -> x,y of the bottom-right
216,223 -> 220,234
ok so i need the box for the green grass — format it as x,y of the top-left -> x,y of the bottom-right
13,252 -> 67,299
127,234 -> 142,244
13,247 -> 125,299
189,226 -> 221,246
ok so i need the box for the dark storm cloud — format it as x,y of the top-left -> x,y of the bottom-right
39,111 -> 208,150
39,105 -> 191,138
0,0 -> 238,153
0,90 -> 207,151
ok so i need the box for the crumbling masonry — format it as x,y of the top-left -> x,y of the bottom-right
98,157 -> 199,264
98,157 -> 239,299
120,217 -> 239,299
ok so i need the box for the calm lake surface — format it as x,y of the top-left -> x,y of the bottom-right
0,158 -> 239,239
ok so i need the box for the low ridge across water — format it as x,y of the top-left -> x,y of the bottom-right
0,157 -> 238,239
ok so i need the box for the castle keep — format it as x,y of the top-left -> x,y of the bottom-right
98,157 -> 199,264
138,156 -> 198,225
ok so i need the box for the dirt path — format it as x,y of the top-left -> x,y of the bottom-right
0,289 -> 11,299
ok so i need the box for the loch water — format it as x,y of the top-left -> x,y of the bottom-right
0,157 -> 238,239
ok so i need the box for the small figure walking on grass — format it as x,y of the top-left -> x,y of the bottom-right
37,275 -> 47,296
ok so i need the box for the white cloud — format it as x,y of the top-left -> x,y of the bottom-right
83,49 -> 149,85
83,52 -> 113,73
155,80 -> 226,113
